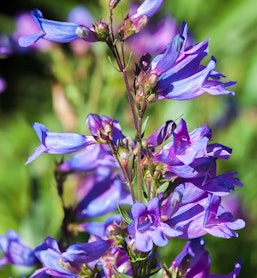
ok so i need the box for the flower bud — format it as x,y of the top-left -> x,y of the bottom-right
94,19 -> 110,41
118,15 -> 148,40
106,223 -> 121,236
109,0 -> 121,10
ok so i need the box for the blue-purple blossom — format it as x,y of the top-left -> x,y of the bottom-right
86,114 -> 125,145
75,166 -> 132,219
31,236 -> 112,277
167,238 -> 241,278
0,230 -> 38,267
58,144 -> 118,172
130,0 -> 165,22
14,11 -> 52,51
26,122 -> 95,164
154,118 -> 231,179
128,197 -> 182,252
162,183 -> 245,239
151,23 -> 236,100
19,9 -> 97,47
147,120 -> 176,148
80,214 -> 121,238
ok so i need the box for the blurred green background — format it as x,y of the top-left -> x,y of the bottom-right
0,0 -> 257,277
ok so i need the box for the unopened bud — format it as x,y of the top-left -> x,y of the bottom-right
94,20 -> 110,41
127,238 -> 141,254
109,0 -> 121,9
148,73 -> 158,87
142,139 -> 148,149
104,123 -> 112,137
139,53 -> 152,71
106,223 -> 121,236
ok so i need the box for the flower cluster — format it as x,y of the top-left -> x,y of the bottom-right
0,0 -> 244,277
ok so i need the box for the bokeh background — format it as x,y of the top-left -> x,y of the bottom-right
0,0 -> 256,277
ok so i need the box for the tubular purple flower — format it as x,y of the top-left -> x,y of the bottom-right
80,214 -> 121,238
131,0 -> 165,21
86,114 -> 125,145
26,122 -> 95,164
61,239 -> 113,268
0,230 -> 38,267
18,9 -> 97,47
203,195 -> 245,238
151,22 -> 236,101
58,144 -> 118,172
128,198 -> 182,252
147,120 -> 176,148
153,119 -> 234,179
151,34 -> 185,76
187,171 -> 243,196
170,238 -> 210,277
168,238 -> 242,278
76,167 -> 132,219
31,237 -> 112,277
165,185 -> 245,239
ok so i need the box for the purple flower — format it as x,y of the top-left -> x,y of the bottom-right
130,0 -> 165,22
14,11 -> 52,51
151,23 -> 236,101
154,119 -> 231,179
80,214 -> 121,238
185,171 -> 243,196
86,114 -> 125,145
31,237 -> 112,277
128,197 -> 181,252
0,230 -> 38,267
147,120 -> 176,148
57,144 -> 118,172
26,122 -> 95,164
19,9 -> 97,47
75,167 -> 132,219
167,238 -> 241,278
163,183 -> 245,239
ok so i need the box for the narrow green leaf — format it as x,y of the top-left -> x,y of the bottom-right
141,116 -> 150,137
117,203 -> 132,224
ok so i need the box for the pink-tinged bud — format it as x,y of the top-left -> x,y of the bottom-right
94,20 -> 110,41
106,223 -> 122,236
126,238 -> 142,254
109,0 -> 121,10
118,15 -> 148,40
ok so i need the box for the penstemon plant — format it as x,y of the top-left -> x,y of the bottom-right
0,1 -> 245,277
